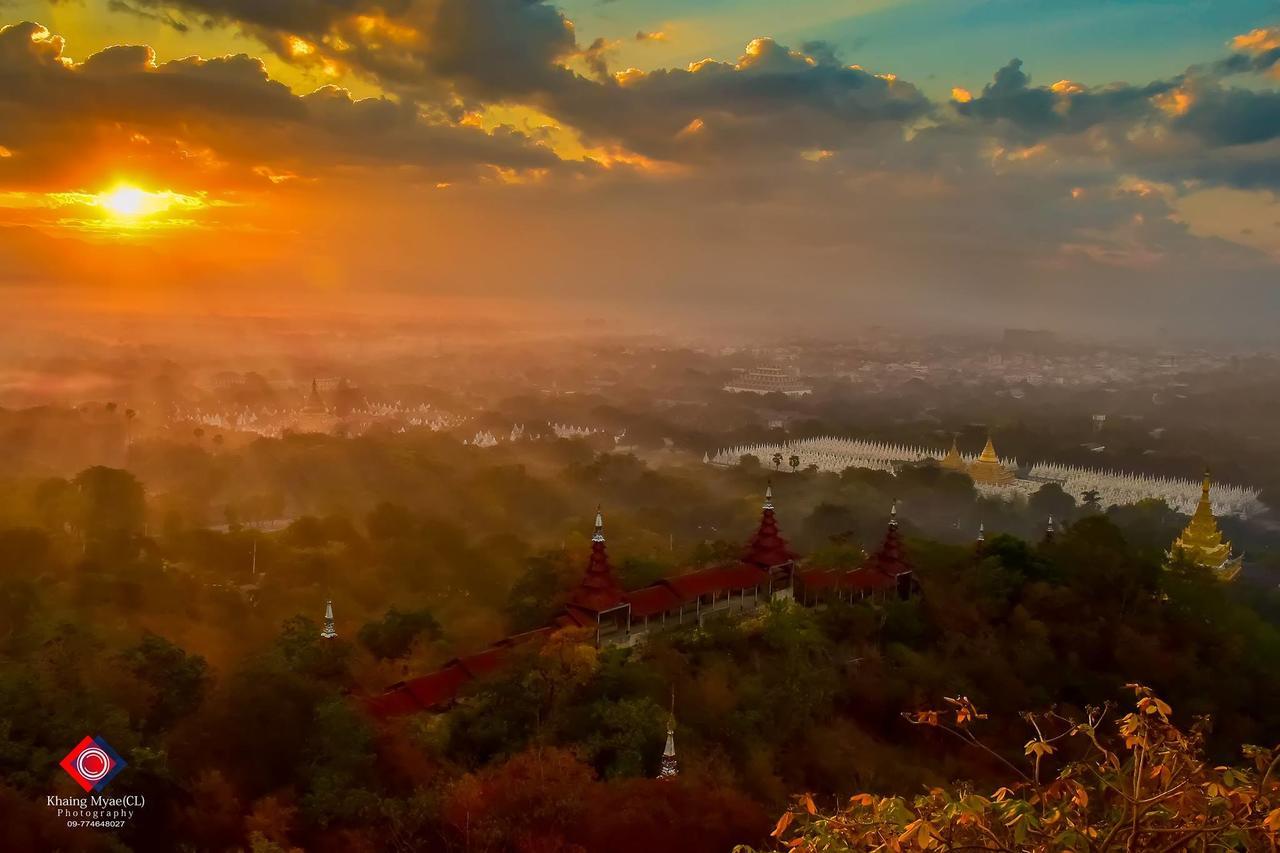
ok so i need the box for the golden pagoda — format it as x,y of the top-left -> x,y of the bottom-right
967,435 -> 1015,486
940,436 -> 967,473
1169,471 -> 1242,581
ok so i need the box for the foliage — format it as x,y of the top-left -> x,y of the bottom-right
753,686 -> 1280,852
357,607 -> 441,659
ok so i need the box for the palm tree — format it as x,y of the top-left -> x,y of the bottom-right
789,454 -> 801,473
771,452 -> 783,470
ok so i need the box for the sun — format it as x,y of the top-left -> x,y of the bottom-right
98,185 -> 168,218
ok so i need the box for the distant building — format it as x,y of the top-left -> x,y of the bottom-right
723,366 -> 812,396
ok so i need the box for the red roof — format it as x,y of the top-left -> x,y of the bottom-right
626,583 -> 683,618
663,564 -> 766,602
455,647 -> 510,679
362,686 -> 425,717
365,628 -> 556,719
846,568 -> 896,590
795,568 -> 839,590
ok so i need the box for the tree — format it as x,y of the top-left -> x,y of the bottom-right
752,685 -> 1280,852
357,608 -> 441,659
72,466 -> 145,544
119,632 -> 209,734
1080,488 -> 1102,513
1028,482 -> 1075,525
772,452 -> 784,470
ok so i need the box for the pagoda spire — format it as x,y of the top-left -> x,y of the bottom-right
940,435 -> 966,473
659,688 -> 678,779
976,522 -> 985,544
1169,470 -> 1242,580
968,432 -> 1015,486
321,599 -> 337,639
1044,515 -> 1057,544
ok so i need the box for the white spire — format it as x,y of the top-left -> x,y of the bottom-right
321,599 -> 336,639
977,522 -> 986,542
592,507 -> 605,543
763,483 -> 774,510
889,500 -> 898,527
659,688 -> 678,779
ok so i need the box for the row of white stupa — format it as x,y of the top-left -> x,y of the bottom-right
465,423 -> 620,447
705,436 -> 1265,519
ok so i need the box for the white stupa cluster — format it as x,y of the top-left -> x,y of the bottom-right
706,435 -> 1263,519
466,430 -> 501,448
174,400 -> 467,438
707,436 -> 1017,475
465,422 -> 624,449
1026,462 -> 1264,518
551,422 -> 604,439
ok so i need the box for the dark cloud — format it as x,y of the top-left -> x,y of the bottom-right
1175,85 -> 1280,147
131,0 -> 579,100
954,58 -> 1174,142
0,21 -> 558,190
106,0 -> 190,32
550,38 -> 931,161
124,3 -> 928,163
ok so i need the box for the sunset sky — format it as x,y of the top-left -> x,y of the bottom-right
3,0 -> 1280,338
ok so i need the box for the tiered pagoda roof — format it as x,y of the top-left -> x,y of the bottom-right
864,504 -> 913,579
1170,472 -> 1242,581
567,509 -> 627,615
742,485 -> 799,569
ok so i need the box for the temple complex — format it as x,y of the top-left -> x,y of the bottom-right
708,435 -> 1264,518
365,486 -> 913,718
722,366 -> 813,396
1169,472 -> 1243,581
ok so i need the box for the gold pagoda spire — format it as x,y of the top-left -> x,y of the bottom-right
967,433 -> 1014,486
1169,470 -> 1241,581
940,436 -> 967,473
